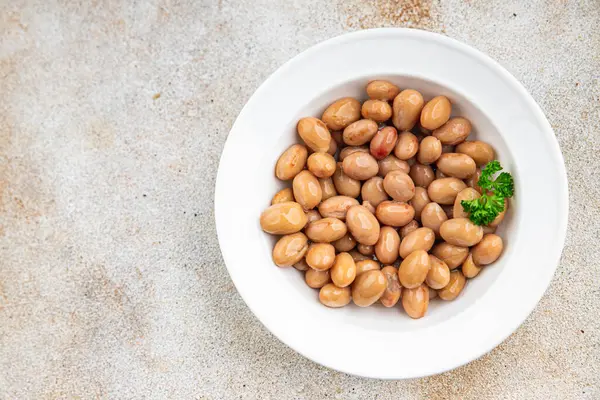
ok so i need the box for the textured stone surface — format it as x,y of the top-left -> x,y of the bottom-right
1,0 -> 599,398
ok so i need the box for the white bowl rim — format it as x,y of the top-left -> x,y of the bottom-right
214,28 -> 569,379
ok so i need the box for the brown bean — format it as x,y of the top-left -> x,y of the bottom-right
398,250 -> 429,288
361,177 -> 389,208
339,145 -> 369,160
318,177 -> 337,201
440,218 -> 484,247
420,202 -> 448,237
400,220 -> 419,239
483,225 -> 497,234
428,287 -> 438,300
453,188 -> 480,219
427,178 -> 467,205
332,162 -> 361,197
362,200 -> 375,214
321,97 -> 361,131
305,268 -> 331,289
420,96 -> 451,130
409,163 -> 435,188
272,232 -> 309,267
426,255 -> 451,289
327,137 -> 337,156
293,258 -> 310,271
319,284 -> 351,308
375,200 -> 415,227
375,226 -> 400,265
380,265 -> 402,307
402,284 -> 429,319
260,202 -> 308,234
307,152 -> 336,178
305,210 -> 321,226
275,144 -> 308,180
392,89 -> 424,131
342,152 -> 379,180
366,80 -> 400,101
441,204 -> 454,219
352,270 -> 386,307
455,141 -> 495,167
305,217 -> 347,243
330,252 -> 357,287
432,117 -> 472,145
409,187 -> 430,221
435,169 -> 448,179
271,187 -> 294,204
472,234 -> 503,265
436,153 -> 477,179
318,195 -> 359,220
297,117 -> 332,152
383,170 -> 415,202
346,205 -> 380,245
355,260 -> 380,276
461,253 -> 481,278
489,199 -> 508,228
417,136 -> 442,165
332,233 -> 357,253
357,243 -> 374,256
378,155 -> 410,177
362,99 -> 392,122
293,170 -> 322,210
305,243 -> 336,271
465,168 -> 483,194
331,130 -> 344,146
349,249 -> 371,262
399,227 -> 435,259
394,131 -> 419,160
343,120 -> 379,147
370,126 -> 398,160
431,242 -> 469,269
438,270 -> 466,300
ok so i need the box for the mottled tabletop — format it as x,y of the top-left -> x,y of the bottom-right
1,1 -> 599,399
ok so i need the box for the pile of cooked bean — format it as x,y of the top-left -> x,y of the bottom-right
260,80 -> 509,319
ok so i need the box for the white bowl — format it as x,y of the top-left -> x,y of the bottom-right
215,29 -> 568,379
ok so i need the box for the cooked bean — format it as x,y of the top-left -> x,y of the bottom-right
319,177 -> 337,201
435,169 -> 448,179
293,170 -> 322,210
394,131 -> 419,160
346,205 -> 381,245
417,136 -> 442,165
366,80 -> 400,100
275,144 -> 308,180
362,99 -> 392,122
398,250 -> 429,289
319,284 -> 351,308
380,265 -> 401,307
400,220 -> 420,239
432,117 -> 471,145
399,227 -> 435,259
352,270 -> 386,307
420,96 -> 451,130
402,284 -> 429,319
356,260 -> 380,276
409,187 -> 430,221
343,119 -> 379,146
441,204 -> 454,219
305,243 -> 336,271
392,89 -> 424,131
375,200 -> 415,227
456,141 -> 495,167
322,97 -> 361,130
330,252 -> 357,287
489,199 -> 508,228
362,200 -> 376,214
378,155 -> 410,177
409,163 -> 435,188
305,210 -> 321,225
349,249 -> 371,262
440,218 -> 484,247
307,152 -> 336,178
332,232 -> 357,252
331,130 -> 344,146
427,178 -> 467,205
260,202 -> 308,234
318,195 -> 359,220
327,137 -> 337,156
472,234 -> 503,265
332,162 -> 361,197
461,253 -> 481,278
438,270 -> 466,300
342,152 -> 379,180
465,168 -> 483,193
426,255 -> 451,289
361,177 -> 389,207
420,202 -> 448,237
436,153 -> 477,179
293,258 -> 310,271
339,145 -> 369,160
297,117 -> 332,152
370,126 -> 398,160
272,233 -> 309,267
305,217 -> 347,243
305,268 -> 331,289
271,187 -> 294,204
375,226 -> 400,265
383,170 -> 415,202
357,244 -> 374,256
431,242 -> 469,269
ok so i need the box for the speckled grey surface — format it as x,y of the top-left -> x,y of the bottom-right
1,0 -> 599,398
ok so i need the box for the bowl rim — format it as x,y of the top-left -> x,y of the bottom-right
214,28 -> 569,379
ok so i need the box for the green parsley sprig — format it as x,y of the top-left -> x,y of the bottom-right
461,160 -> 514,226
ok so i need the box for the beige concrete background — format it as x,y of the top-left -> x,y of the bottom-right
1,0 -> 599,399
